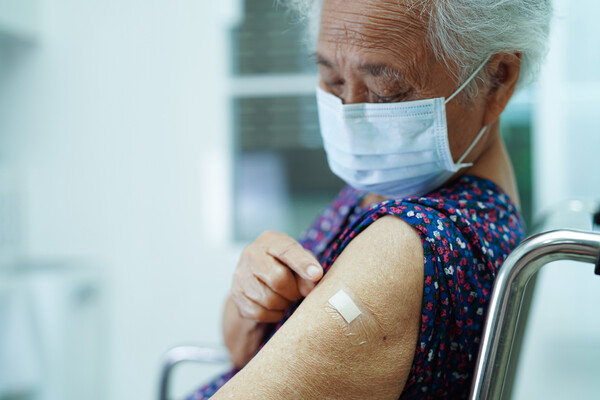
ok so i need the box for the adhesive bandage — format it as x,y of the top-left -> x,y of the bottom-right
323,283 -> 379,345
328,290 -> 362,323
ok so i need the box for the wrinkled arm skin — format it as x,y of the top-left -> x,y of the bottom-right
212,216 -> 425,399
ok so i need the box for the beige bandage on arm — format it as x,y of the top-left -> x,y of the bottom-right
323,282 -> 379,345
328,290 -> 362,323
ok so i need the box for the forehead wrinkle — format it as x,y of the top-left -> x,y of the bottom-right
320,26 -> 430,90
319,0 -> 433,90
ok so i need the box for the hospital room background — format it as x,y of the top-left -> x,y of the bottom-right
0,0 -> 599,399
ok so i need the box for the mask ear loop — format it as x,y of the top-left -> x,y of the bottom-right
444,55 -> 493,105
456,126 -> 488,168
444,56 -> 493,169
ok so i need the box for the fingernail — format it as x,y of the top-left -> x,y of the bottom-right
306,264 -> 322,280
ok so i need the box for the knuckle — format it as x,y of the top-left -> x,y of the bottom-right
263,293 -> 281,311
232,267 -> 243,279
238,308 -> 251,319
239,246 -> 253,264
278,240 -> 297,258
240,303 -> 256,320
268,267 -> 290,292
231,296 -> 245,317
239,252 -> 260,276
278,241 -> 312,267
259,230 -> 277,241
229,282 -> 239,297
254,307 -> 269,321
229,288 -> 244,307
232,270 -> 246,287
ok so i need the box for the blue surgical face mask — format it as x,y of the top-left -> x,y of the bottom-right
316,57 -> 490,199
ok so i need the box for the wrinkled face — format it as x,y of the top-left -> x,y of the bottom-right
316,0 -> 489,160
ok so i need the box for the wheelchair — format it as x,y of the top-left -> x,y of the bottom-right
159,201 -> 600,400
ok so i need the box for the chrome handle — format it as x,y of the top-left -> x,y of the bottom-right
158,346 -> 230,400
469,230 -> 600,400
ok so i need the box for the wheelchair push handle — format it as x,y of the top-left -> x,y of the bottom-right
470,229 -> 600,400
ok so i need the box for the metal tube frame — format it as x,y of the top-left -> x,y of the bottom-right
158,346 -> 230,400
469,229 -> 600,400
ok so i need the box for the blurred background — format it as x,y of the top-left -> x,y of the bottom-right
0,0 -> 598,399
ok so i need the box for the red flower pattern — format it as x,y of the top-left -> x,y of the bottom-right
189,175 -> 525,400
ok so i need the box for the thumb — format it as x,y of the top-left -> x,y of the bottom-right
305,263 -> 323,282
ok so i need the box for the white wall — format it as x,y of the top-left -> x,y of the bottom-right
533,0 -> 600,213
517,0 -> 600,398
0,0 -> 239,399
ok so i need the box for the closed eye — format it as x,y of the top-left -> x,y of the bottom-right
372,93 -> 403,103
370,90 -> 412,103
323,78 -> 344,88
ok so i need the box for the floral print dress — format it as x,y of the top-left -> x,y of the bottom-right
188,175 -> 525,399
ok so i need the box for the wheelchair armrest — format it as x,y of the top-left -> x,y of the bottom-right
470,229 -> 600,400
158,345 -> 230,400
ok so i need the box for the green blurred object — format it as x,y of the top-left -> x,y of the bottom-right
502,119 -> 533,232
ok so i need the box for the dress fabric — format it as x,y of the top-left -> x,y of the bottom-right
187,175 -> 525,399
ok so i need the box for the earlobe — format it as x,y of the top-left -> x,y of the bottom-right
483,53 -> 521,126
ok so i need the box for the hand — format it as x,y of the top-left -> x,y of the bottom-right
230,231 -> 324,323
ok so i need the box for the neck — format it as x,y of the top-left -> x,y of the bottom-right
464,119 -> 521,209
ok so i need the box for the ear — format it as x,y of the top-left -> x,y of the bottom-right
482,52 -> 521,126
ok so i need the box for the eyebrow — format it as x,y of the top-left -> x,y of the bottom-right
359,63 -> 406,83
312,51 -> 406,84
312,52 -> 333,68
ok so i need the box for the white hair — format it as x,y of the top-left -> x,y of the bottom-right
280,0 -> 553,100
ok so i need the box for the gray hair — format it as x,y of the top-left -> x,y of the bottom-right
280,0 -> 553,100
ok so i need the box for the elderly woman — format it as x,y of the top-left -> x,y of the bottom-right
190,0 -> 551,398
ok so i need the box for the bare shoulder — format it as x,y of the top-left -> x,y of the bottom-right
213,215 -> 425,400
327,215 -> 424,330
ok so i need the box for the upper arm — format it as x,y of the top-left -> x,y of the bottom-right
213,215 -> 425,400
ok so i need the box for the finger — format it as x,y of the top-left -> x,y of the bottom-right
243,275 -> 292,311
263,233 -> 323,282
251,257 -> 302,302
230,286 -> 285,323
297,277 -> 316,298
